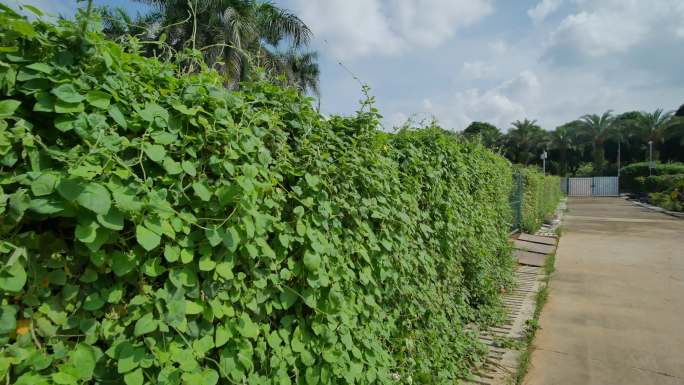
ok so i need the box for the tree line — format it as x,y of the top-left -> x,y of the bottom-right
463,106 -> 684,176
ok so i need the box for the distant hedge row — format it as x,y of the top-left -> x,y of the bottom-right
520,168 -> 561,233
0,9 -> 515,385
640,174 -> 684,193
620,162 -> 684,192
649,183 -> 684,212
636,174 -> 684,212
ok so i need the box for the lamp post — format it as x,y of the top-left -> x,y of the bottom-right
617,140 -> 621,178
541,150 -> 548,176
648,140 -> 653,176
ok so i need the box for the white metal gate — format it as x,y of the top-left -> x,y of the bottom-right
592,176 -> 619,196
567,176 -> 619,197
568,178 -> 592,196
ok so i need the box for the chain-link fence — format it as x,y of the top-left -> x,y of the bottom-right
510,172 -> 523,233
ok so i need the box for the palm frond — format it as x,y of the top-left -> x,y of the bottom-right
257,3 -> 311,47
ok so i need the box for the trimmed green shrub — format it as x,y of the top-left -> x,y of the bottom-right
643,174 -> 684,193
643,174 -> 684,212
649,181 -> 684,212
574,163 -> 593,177
0,9 -> 515,385
520,168 -> 561,233
620,162 -> 684,192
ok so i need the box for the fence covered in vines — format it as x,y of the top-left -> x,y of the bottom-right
0,7 -> 560,385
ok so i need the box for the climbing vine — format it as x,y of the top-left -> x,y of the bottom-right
0,6 -> 514,385
520,168 -> 561,233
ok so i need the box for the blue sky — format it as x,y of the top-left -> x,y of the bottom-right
11,0 -> 684,131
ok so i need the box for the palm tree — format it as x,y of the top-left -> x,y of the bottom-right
505,119 -> 548,165
98,6 -> 159,40
629,109 -> 678,161
578,111 -> 615,174
103,0 -> 317,89
672,105 -> 684,148
549,122 -> 580,176
279,50 -> 320,105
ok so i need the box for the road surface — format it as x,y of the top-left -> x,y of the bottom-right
524,197 -> 684,385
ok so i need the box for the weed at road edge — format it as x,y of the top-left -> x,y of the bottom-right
513,251 -> 556,385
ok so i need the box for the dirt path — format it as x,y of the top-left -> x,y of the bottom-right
524,197 -> 684,385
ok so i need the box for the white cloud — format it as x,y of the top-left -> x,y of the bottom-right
461,61 -> 496,79
307,0 -> 684,133
292,0 -> 402,59
551,11 -> 647,56
385,0 -> 494,47
289,0 -> 493,60
452,88 -> 526,129
675,2 -> 684,38
488,38 -> 508,56
498,70 -> 540,99
418,71 -> 542,130
527,0 -> 563,24
388,112 -> 409,127
547,0 -> 684,57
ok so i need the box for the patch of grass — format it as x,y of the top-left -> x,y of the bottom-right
554,225 -> 563,237
513,251 -> 556,385
493,335 -> 524,350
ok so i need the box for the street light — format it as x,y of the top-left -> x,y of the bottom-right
648,140 -> 654,176
541,150 -> 548,176
618,138 -> 622,179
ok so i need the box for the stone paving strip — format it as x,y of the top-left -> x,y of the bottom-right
460,265 -> 544,385
460,199 -> 565,384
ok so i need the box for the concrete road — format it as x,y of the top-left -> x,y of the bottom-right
524,197 -> 684,385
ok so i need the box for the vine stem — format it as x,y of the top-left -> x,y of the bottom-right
30,319 -> 42,350
138,129 -> 149,183
81,0 -> 94,36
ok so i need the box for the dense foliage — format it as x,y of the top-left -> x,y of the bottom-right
649,182 -> 684,212
462,121 -> 501,149
619,162 -> 684,192
503,119 -> 548,166
642,174 -> 684,194
0,8 -> 515,385
519,168 -> 561,233
633,172 -> 684,212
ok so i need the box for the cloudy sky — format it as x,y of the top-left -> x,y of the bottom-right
11,0 -> 684,131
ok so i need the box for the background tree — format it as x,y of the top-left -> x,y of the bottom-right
549,122 -> 579,176
278,50 -> 320,104
476,104 -> 684,175
504,119 -> 548,165
665,106 -> 684,162
627,109 -> 677,162
578,111 -> 615,174
462,121 -> 502,149
98,6 -> 158,40
100,0 -> 319,93
676,104 -> 684,117
612,111 -> 643,165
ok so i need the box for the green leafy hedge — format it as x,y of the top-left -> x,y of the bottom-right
641,174 -> 684,212
620,162 -> 684,192
520,168 -> 561,233
649,185 -> 684,212
642,174 -> 684,193
0,8 -> 515,385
